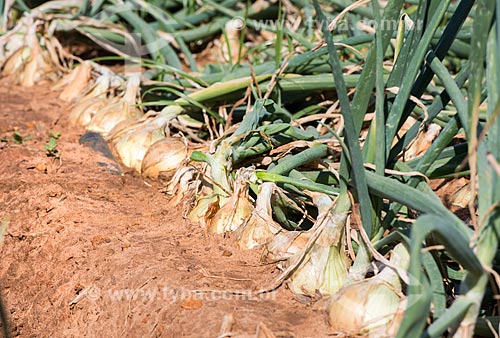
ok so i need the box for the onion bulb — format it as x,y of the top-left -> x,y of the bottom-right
17,24 -> 56,87
69,97 -> 109,126
68,71 -> 112,126
326,243 -> 410,336
112,120 -> 165,172
1,20 -> 57,86
110,105 -> 186,172
86,73 -> 142,136
167,166 -> 199,207
187,139 -> 237,231
208,169 -> 253,234
141,137 -> 189,178
188,192 -> 219,228
288,193 -> 349,296
0,24 -> 26,62
86,98 -> 141,136
53,61 -> 92,102
1,46 -> 28,76
237,182 -> 281,249
263,231 -> 310,262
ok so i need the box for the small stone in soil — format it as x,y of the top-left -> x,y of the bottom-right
180,297 -> 203,310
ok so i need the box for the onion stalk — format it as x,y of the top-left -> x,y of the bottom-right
218,19 -> 245,64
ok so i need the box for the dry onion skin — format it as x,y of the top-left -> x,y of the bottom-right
0,24 -> 26,62
166,166 -> 199,207
403,121 -> 442,161
450,181 -> 472,208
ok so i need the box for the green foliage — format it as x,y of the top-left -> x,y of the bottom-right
12,131 -> 32,144
43,131 -> 61,158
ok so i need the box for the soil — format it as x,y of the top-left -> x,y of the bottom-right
0,78 -> 332,338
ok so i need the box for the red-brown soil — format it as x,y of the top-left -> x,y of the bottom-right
0,79 -> 331,338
